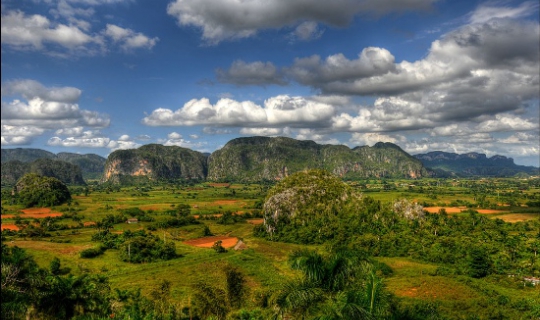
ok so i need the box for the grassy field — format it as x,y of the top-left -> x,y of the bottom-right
2,177 -> 539,317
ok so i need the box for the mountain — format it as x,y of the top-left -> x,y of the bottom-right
207,137 -> 428,181
1,148 -> 56,163
101,144 -> 208,183
1,158 -> 86,186
1,148 -> 106,180
56,153 -> 107,179
414,151 -> 539,177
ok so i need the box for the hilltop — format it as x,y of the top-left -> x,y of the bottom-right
415,151 -> 539,177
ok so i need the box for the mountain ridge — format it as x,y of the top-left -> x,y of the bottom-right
414,151 -> 539,177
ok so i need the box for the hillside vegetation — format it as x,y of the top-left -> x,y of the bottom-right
207,137 -> 428,182
1,158 -> 86,186
415,151 -> 539,177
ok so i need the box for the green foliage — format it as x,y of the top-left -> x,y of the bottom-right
191,263 -> 249,320
1,243 -> 111,320
208,136 -> 427,182
212,240 -> 227,253
119,233 -> 178,263
468,247 -> 492,278
80,246 -> 106,258
14,173 -> 72,207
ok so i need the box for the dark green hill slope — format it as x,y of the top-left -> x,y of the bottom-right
56,152 -> 107,179
1,148 -> 56,163
1,148 -> 106,180
207,137 -> 428,181
101,144 -> 208,183
1,158 -> 85,186
414,151 -> 539,177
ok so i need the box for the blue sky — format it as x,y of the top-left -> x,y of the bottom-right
1,0 -> 539,166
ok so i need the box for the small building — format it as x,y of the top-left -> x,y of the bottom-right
234,240 -> 247,251
524,277 -> 540,286
126,218 -> 138,224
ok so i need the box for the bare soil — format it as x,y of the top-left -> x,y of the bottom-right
183,236 -> 239,248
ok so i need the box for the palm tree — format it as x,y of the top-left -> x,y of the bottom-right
274,250 -> 393,319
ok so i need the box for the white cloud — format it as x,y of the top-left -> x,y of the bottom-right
295,129 -> 339,145
167,0 -> 438,44
104,24 -> 158,50
469,1 -> 539,24
1,9 -> 158,56
48,136 -> 111,148
287,47 -> 396,86
168,132 -> 182,140
239,127 -> 285,136
1,10 -> 102,51
106,140 -> 141,151
290,21 -> 324,41
2,79 -> 81,103
142,95 -> 335,128
1,79 -> 110,146
475,114 -> 538,132
349,132 -> 406,146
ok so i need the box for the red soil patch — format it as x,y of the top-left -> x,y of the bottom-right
424,207 -> 463,214
184,236 -> 238,248
208,183 -> 231,188
2,208 -> 63,219
476,209 -> 507,214
83,221 -> 96,227
1,224 -> 20,231
247,219 -> 264,225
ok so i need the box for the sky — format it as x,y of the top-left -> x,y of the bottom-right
1,0 -> 539,166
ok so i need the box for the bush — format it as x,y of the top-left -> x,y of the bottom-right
80,246 -> 106,258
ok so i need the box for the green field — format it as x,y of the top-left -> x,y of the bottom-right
2,177 -> 539,319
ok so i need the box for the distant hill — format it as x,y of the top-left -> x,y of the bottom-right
414,151 -> 539,177
207,137 -> 428,181
1,158 -> 86,186
1,148 -> 106,180
101,144 -> 208,184
1,148 -> 56,163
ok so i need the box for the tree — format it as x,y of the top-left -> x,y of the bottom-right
14,173 -> 71,208
468,247 -> 491,278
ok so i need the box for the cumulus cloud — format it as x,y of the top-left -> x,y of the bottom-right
295,129 -> 339,145
239,127 -> 285,136
158,132 -> 208,150
1,8 -> 159,56
287,47 -> 396,86
310,19 -> 539,96
104,24 -> 159,50
142,95 -> 335,128
2,79 -> 82,103
48,136 -> 111,148
349,132 -> 406,146
216,61 -> 287,86
1,10 -> 101,52
1,79 -> 110,146
289,21 -> 324,41
167,0 -> 438,44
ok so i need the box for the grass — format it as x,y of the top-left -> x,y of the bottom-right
2,177 -> 539,317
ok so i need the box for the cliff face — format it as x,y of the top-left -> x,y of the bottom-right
101,144 -> 208,183
414,151 -> 539,177
207,137 -> 428,181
